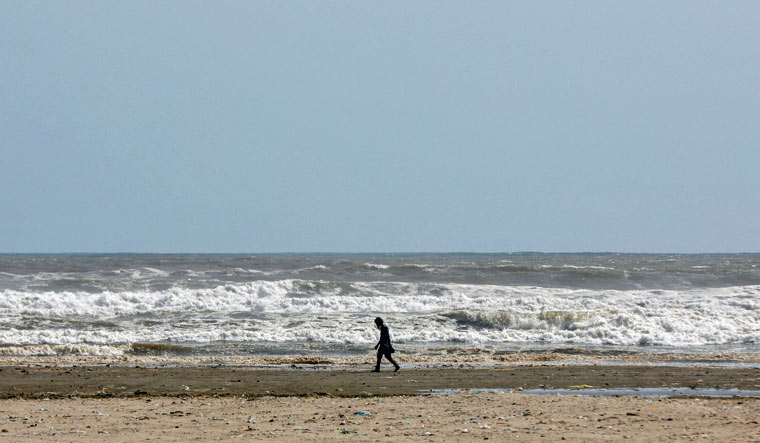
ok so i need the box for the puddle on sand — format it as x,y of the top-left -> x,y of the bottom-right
418,387 -> 760,398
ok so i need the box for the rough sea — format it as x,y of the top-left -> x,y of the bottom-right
1,253 -> 759,357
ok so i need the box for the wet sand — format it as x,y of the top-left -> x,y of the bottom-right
1,365 -> 759,398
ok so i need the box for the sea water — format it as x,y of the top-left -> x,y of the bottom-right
0,253 -> 758,357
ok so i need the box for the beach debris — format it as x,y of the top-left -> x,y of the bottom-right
341,429 -> 357,434
353,411 -> 371,416
247,416 -> 253,423
182,385 -> 190,391
480,424 -> 491,429
568,385 -> 594,389
461,428 -> 469,433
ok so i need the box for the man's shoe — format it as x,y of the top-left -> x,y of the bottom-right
371,369 -> 380,372
394,366 -> 400,372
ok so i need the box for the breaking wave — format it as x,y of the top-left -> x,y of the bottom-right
1,280 -> 759,350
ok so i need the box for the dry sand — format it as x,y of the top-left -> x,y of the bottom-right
1,392 -> 759,441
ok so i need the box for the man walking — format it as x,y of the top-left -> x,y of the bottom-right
372,317 -> 400,372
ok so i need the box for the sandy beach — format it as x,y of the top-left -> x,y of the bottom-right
1,386 -> 759,442
0,358 -> 759,441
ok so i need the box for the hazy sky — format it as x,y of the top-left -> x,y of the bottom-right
2,2 -> 759,253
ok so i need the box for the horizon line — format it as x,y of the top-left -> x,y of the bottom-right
1,251 -> 758,255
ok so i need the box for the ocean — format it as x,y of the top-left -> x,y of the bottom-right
1,253 -> 759,358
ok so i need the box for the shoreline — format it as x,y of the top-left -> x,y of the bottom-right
2,347 -> 760,369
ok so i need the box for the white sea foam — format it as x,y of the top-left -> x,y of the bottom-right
0,343 -> 129,356
562,265 -> 615,271
0,281 -> 759,349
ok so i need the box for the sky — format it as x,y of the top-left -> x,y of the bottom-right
1,1 -> 759,253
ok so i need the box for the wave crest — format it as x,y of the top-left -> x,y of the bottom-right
444,310 -> 591,330
1,281 -> 759,348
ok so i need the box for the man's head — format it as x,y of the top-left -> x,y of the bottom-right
374,317 -> 383,329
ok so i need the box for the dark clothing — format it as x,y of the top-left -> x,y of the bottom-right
376,345 -> 398,371
378,325 -> 391,348
374,324 -> 399,371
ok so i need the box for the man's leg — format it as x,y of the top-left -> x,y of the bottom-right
373,349 -> 382,371
385,351 -> 400,371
